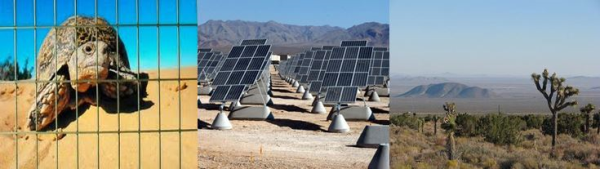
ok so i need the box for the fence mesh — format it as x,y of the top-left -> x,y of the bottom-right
0,0 -> 198,168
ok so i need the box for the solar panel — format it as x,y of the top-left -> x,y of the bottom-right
323,86 -> 358,103
209,40 -> 272,102
340,40 -> 368,47
209,85 -> 247,102
322,46 -> 373,87
367,49 -> 390,85
198,50 -> 225,82
240,39 -> 267,46
298,51 -> 315,84
320,45 -> 375,103
211,45 -> 271,86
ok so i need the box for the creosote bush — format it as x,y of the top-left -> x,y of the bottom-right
522,114 -> 545,130
479,113 -> 525,145
542,113 -> 585,138
390,113 -> 421,130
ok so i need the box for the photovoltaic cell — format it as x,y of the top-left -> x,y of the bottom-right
228,46 -> 244,58
241,46 -> 258,57
309,81 -> 323,94
340,87 -> 358,103
324,87 -> 343,103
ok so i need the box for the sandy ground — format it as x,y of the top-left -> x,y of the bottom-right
0,67 -> 198,169
198,66 -> 390,168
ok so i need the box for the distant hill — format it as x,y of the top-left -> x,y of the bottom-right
396,82 -> 497,98
198,20 -> 389,54
592,87 -> 600,90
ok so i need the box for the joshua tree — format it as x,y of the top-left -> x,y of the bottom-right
441,102 -> 457,160
433,115 -> 439,135
580,103 -> 595,134
532,69 -> 579,156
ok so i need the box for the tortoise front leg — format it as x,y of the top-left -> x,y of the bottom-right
25,74 -> 71,131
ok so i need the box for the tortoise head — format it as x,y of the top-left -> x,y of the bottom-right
68,41 -> 113,92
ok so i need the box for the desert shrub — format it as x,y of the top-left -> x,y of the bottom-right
479,113 -> 524,145
542,113 -> 585,137
522,114 -> 545,130
561,144 -> 600,165
455,113 -> 480,137
391,113 -> 421,130
0,56 -> 33,81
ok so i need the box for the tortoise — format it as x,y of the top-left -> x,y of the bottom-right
25,16 -> 148,131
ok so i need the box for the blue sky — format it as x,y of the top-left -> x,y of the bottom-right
197,0 -> 389,28
0,0 -> 197,74
392,0 -> 600,77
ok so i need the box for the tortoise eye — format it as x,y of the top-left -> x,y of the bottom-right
83,44 -> 94,54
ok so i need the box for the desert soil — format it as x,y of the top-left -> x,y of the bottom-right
197,66 -> 390,168
0,67 -> 198,169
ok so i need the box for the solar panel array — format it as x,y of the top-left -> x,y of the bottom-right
277,40 -> 388,104
307,49 -> 331,94
209,39 -> 272,102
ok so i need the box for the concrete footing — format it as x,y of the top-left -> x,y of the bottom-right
328,114 -> 350,133
292,81 -> 299,87
327,106 -> 374,121
296,85 -> 305,93
311,101 -> 326,114
198,86 -> 213,95
368,144 -> 390,169
229,101 -> 242,110
356,125 -> 390,148
240,93 -> 272,105
229,105 -> 274,120
301,90 -> 313,100
369,91 -> 381,102
211,112 -> 232,130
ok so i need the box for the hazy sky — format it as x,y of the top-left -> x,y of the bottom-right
0,0 -> 197,72
197,0 -> 389,28
391,0 -> 600,77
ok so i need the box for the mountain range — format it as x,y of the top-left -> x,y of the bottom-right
198,20 -> 389,54
396,82 -> 497,98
